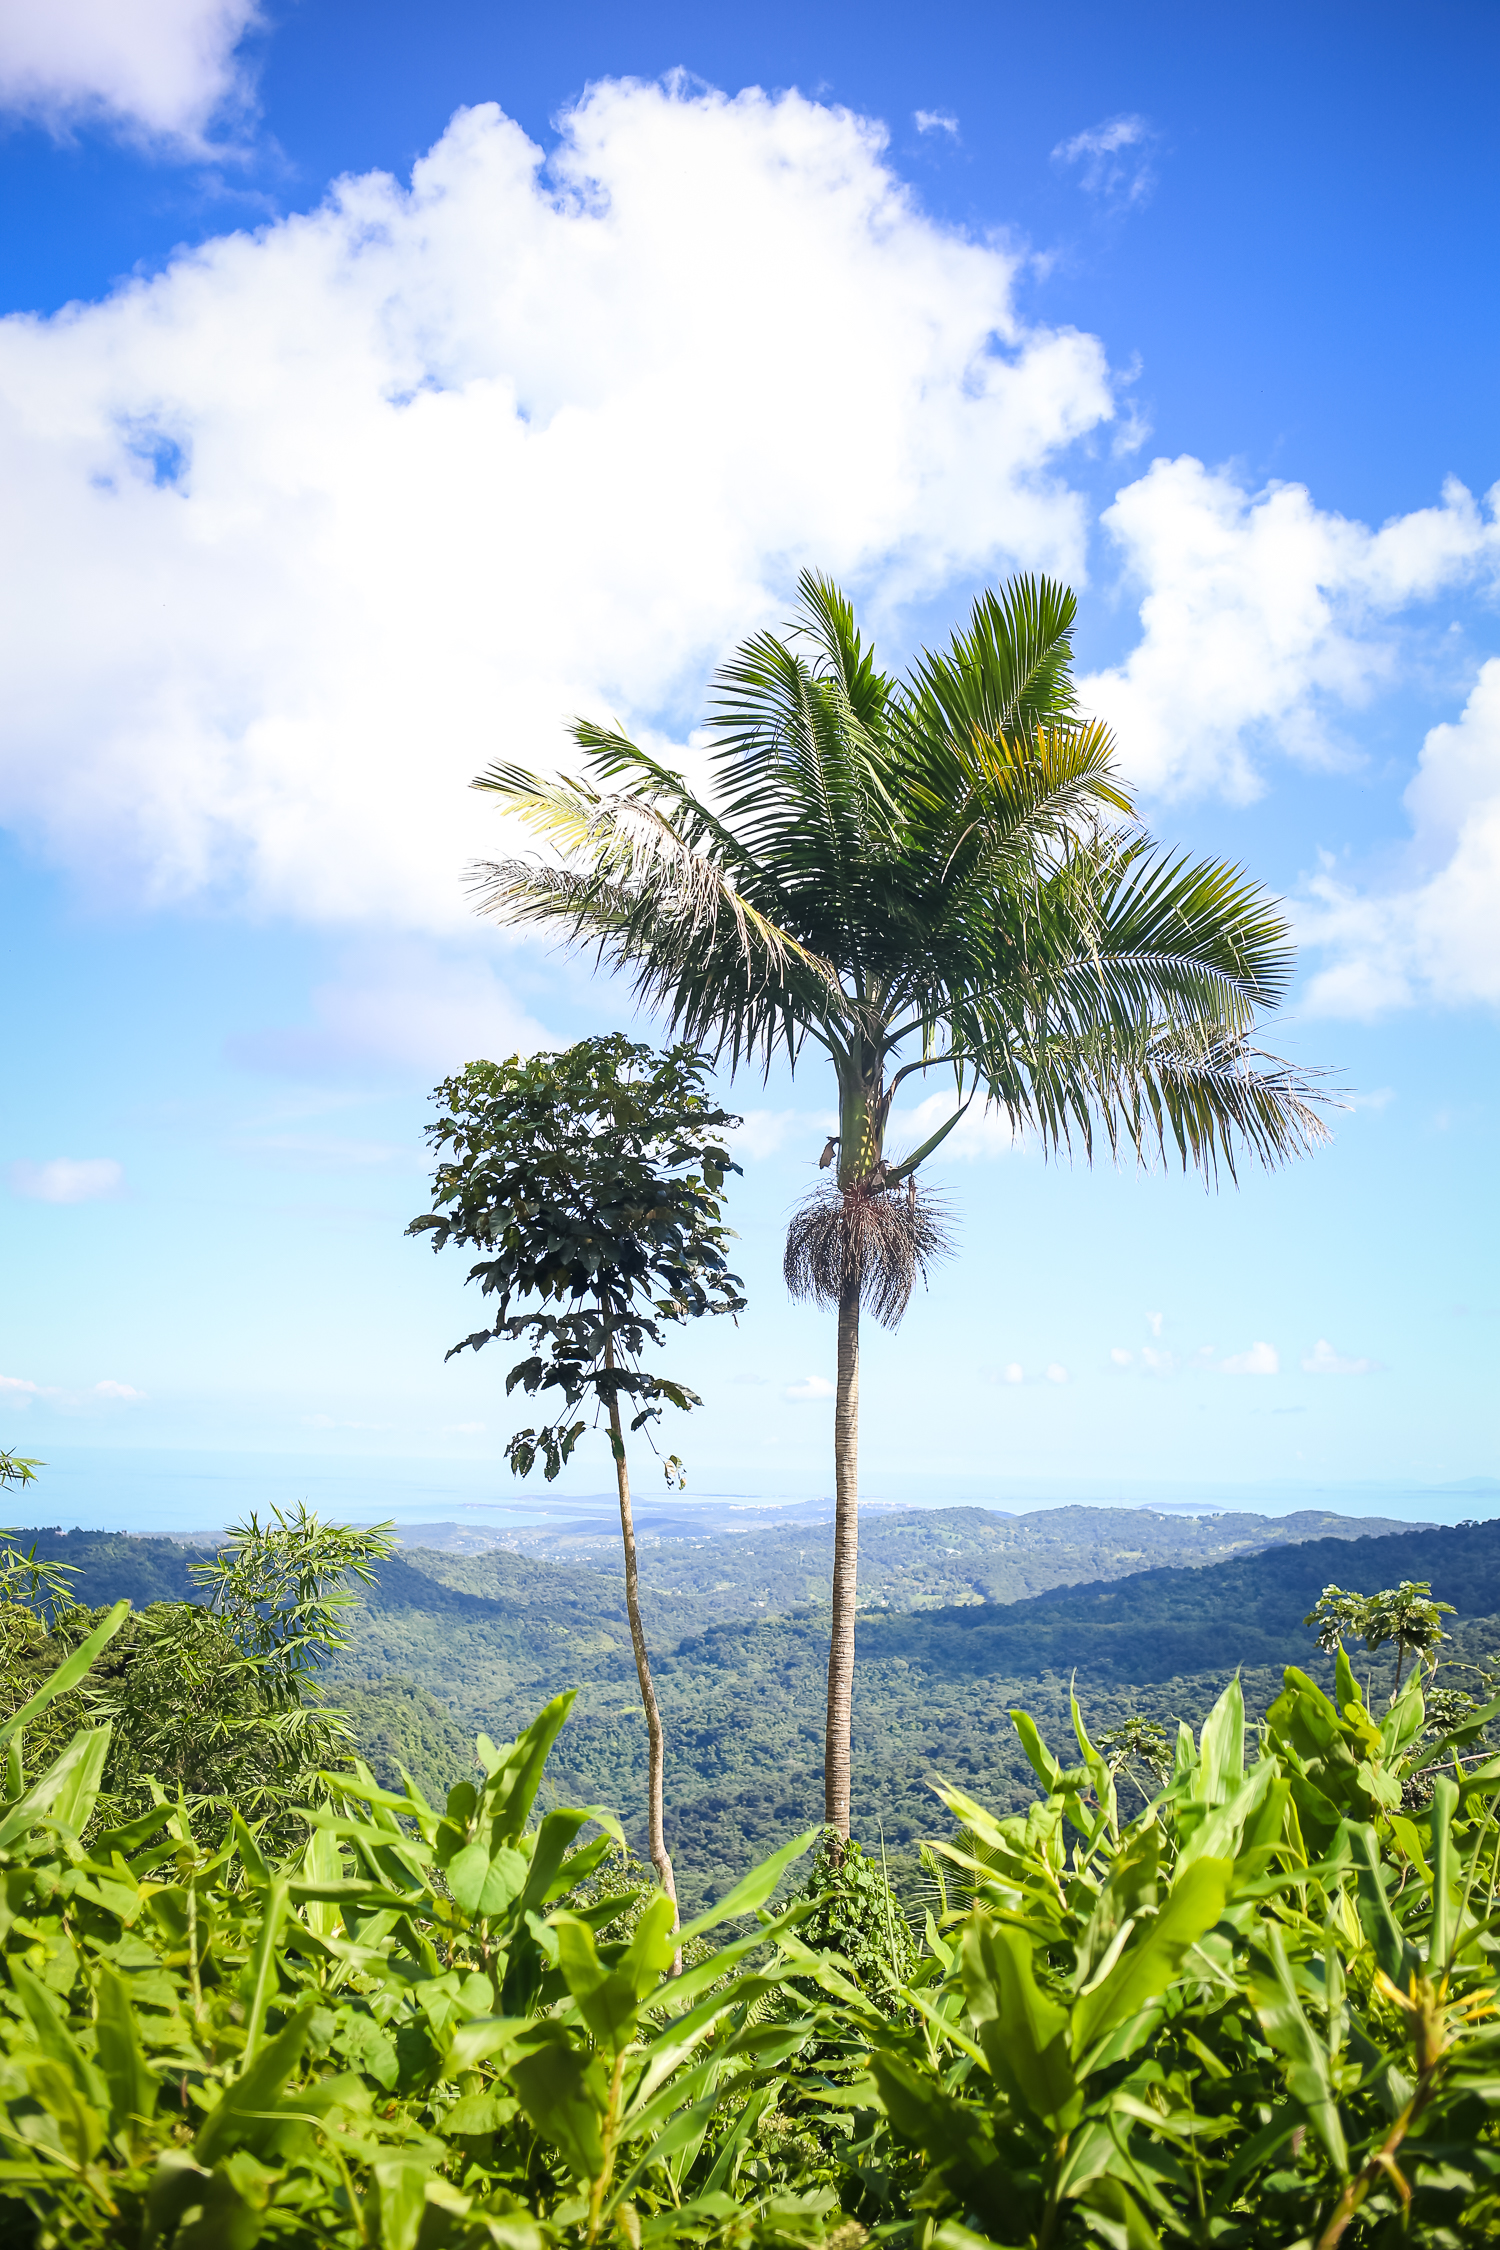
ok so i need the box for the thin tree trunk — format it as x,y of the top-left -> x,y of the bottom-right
824,1276 -> 861,1838
603,1332 -> 679,1952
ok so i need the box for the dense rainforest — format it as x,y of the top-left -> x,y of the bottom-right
16,1507 -> 1500,1911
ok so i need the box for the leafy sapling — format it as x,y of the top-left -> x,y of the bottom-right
1305,1578 -> 1456,1702
408,1035 -> 745,1929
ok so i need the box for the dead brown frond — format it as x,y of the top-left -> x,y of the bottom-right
783,1179 -> 954,1330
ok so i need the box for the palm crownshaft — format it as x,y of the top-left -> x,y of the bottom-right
470,571 -> 1331,1835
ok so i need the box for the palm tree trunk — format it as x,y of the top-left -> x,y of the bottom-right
824,1274 -> 861,1838
603,1332 -> 679,1944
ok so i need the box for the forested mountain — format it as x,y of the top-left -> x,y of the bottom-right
404,1498 -> 1418,1617
16,1507 -> 1498,1911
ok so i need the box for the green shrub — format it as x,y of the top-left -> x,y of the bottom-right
7,1601 -> 1500,2247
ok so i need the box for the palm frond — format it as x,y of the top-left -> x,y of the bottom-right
467,570 -> 1331,1184
791,568 -> 892,729
903,574 -> 1082,746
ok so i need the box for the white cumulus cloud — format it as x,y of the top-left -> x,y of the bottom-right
92,1379 -> 145,1400
1220,1341 -> 1278,1376
1302,1339 -> 1379,1375
9,1158 -> 124,1203
1081,458 -> 1500,802
785,1374 -> 835,1401
0,0 -> 260,147
0,79 -> 1115,930
726,1111 -> 836,1163
1000,1363 -> 1024,1384
891,1090 -> 1025,1161
1045,1362 -> 1069,1384
1302,660 -> 1500,1015
914,109 -> 959,137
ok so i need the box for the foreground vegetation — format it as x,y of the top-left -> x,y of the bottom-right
5,1536 -> 1500,2245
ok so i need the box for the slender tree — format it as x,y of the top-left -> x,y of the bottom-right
1306,1578 -> 1456,1702
467,572 -> 1332,1836
407,1036 -> 745,1924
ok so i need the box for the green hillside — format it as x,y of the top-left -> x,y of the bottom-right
14,1510 -> 1498,1913
410,1497 -> 1419,1616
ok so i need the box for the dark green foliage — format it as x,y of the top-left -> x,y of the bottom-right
0,1667 -> 832,2250
1306,1578 -> 1457,1694
790,1835 -> 918,1999
22,1513 -> 1500,1915
407,1037 -> 744,1479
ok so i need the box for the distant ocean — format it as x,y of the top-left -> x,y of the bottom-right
5,1445 -> 1497,1542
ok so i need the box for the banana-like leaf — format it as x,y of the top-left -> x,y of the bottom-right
1249,1924 -> 1349,2175
963,1917 -> 1080,2130
1071,1857 -> 1233,2062
94,1962 -> 159,2142
510,2033 -> 609,2179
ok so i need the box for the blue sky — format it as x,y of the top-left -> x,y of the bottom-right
1,1 -> 1497,1532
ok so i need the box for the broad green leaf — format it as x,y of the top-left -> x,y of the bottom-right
1334,1640 -> 1364,1715
484,1690 -> 578,1839
1380,1679 -> 1426,1762
94,1963 -> 158,2142
519,1805 -> 624,1917
1071,1857 -> 1232,2060
446,1839 -> 527,1917
964,1916 -> 1079,2129
1009,1708 -> 1062,1791
1250,1924 -> 1349,2175
1075,2175 -> 1162,2250
1195,1677 -> 1245,1806
193,2005 -> 317,2166
869,2051 -> 993,2162
23,2056 -> 106,2169
92,1802 -> 174,1858
1349,1823 -> 1416,1985
1075,1830 -> 1160,1992
13,1963 -> 110,2113
511,2034 -> 609,2179
553,1915 -> 641,2053
446,2015 -> 531,2073
231,1810 -> 273,1888
441,2091 -> 516,2135
373,2158 -> 431,2250
616,1887 -> 680,1997
1071,1689 -> 1117,1832
1431,1773 -> 1459,1966
0,1721 -> 114,1851
1176,1762 -> 1275,1873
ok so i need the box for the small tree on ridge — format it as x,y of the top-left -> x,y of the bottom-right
408,1034 -> 745,1928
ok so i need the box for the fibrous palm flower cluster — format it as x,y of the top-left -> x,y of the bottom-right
783,1176 -> 954,1329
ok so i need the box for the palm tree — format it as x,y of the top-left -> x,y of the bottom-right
467,573 -> 1331,1838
